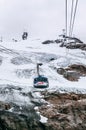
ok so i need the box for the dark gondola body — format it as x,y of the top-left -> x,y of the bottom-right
34,75 -> 49,88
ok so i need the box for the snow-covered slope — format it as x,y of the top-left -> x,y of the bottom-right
0,38 -> 86,105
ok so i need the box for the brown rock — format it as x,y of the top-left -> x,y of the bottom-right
57,64 -> 86,81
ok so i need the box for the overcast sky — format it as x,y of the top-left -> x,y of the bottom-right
0,0 -> 86,41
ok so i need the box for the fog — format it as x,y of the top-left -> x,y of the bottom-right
0,0 -> 86,41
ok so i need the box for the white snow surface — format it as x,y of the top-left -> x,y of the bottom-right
40,115 -> 48,123
0,38 -> 86,105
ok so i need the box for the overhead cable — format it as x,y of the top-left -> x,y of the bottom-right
69,0 -> 74,36
71,0 -> 78,36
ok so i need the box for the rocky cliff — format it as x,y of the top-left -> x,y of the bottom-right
0,92 -> 86,130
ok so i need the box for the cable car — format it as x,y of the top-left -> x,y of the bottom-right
34,75 -> 49,88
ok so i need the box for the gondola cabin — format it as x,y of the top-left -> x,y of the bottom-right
34,75 -> 49,88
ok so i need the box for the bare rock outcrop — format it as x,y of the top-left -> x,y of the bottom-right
57,64 -> 86,81
0,92 -> 86,130
39,92 -> 86,130
60,42 -> 86,51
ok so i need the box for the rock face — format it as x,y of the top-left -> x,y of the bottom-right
39,92 -> 86,130
60,42 -> 86,51
57,64 -> 86,81
66,43 -> 86,50
42,39 -> 61,44
42,40 -> 54,44
0,104 -> 42,130
41,38 -> 86,51
0,92 -> 86,130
